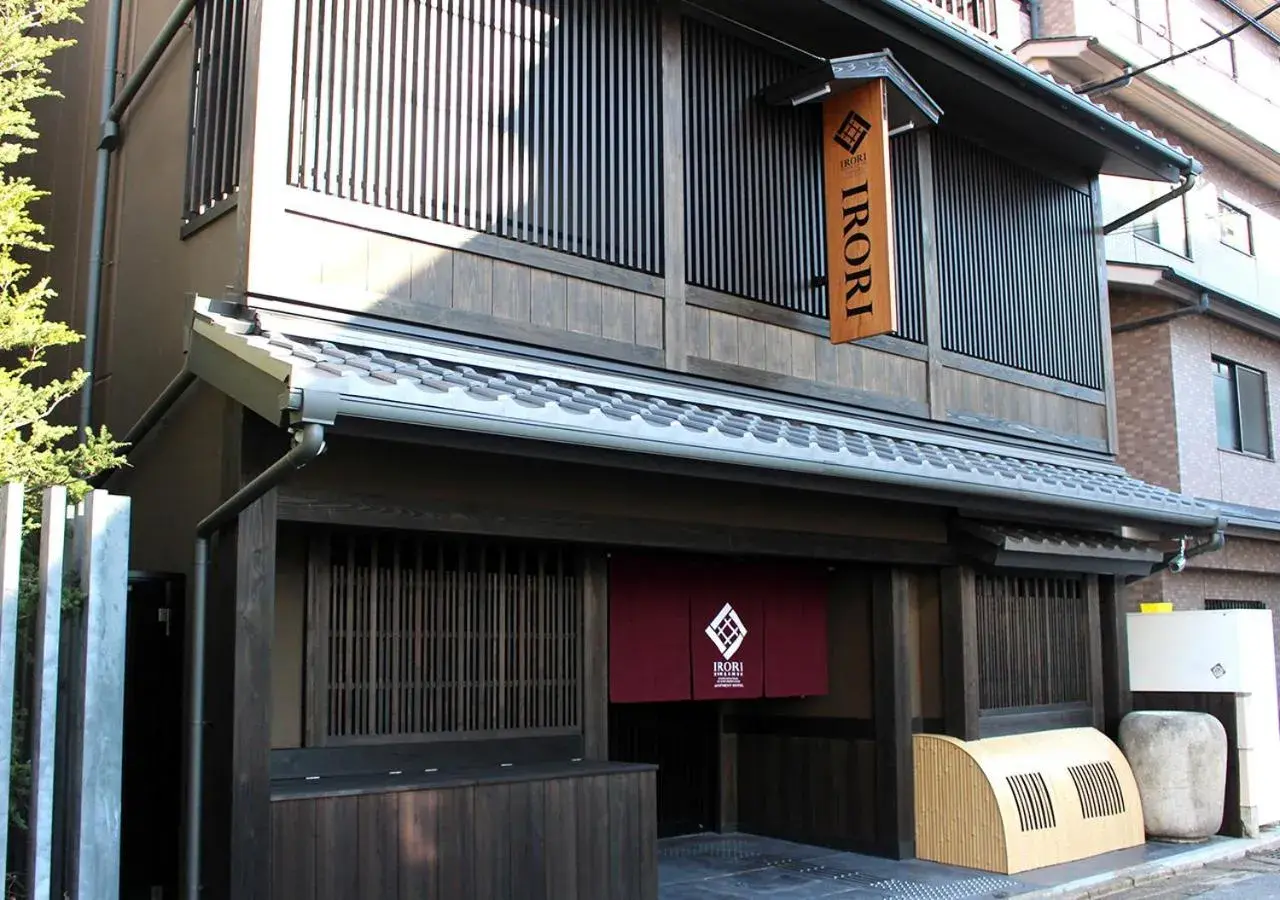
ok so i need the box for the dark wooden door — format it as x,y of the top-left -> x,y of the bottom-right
609,701 -> 719,838
120,573 -> 185,900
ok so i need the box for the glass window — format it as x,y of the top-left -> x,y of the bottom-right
1105,176 -> 1189,256
1196,20 -> 1238,79
1219,200 -> 1254,255
1214,358 -> 1271,457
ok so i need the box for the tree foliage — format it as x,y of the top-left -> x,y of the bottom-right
0,0 -> 124,514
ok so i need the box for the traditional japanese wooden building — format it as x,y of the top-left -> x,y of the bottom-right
34,0 -> 1223,897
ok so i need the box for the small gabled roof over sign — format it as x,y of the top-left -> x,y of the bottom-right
761,50 -> 943,130
187,297 -> 1221,536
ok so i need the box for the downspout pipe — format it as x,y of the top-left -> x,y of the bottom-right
1026,0 -> 1043,39
184,422 -> 327,900
1111,292 -> 1211,335
79,0 -> 199,438
1103,171 -> 1198,237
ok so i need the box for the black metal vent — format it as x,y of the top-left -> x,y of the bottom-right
1068,761 -> 1126,819
1006,772 -> 1056,832
287,0 -> 664,274
1205,599 -> 1266,610
933,131 -> 1104,388
185,0 -> 248,222
682,20 -> 926,340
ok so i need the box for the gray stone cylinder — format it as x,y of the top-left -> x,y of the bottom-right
1119,710 -> 1227,842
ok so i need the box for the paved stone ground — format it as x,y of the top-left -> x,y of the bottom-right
1100,851 -> 1280,898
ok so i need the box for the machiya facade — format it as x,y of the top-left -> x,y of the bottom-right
28,0 -> 1230,897
1019,0 -> 1280,689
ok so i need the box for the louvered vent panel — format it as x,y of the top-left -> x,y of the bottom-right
1068,761 -> 1126,819
1006,772 -> 1056,832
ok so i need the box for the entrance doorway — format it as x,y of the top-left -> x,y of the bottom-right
609,702 -> 720,838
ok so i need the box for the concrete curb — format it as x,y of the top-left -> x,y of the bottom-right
1013,833 -> 1280,899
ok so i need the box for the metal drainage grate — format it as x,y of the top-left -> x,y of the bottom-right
869,875 -> 1023,898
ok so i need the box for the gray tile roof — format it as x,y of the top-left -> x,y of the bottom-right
193,300 -> 1219,530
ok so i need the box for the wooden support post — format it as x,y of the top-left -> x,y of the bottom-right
582,552 -> 609,760
209,492 -> 278,900
1086,575 -> 1106,732
872,568 -> 914,860
940,567 -> 979,741
718,709 -> 738,833
231,492 -> 278,900
1098,576 -> 1131,739
660,3 -> 687,372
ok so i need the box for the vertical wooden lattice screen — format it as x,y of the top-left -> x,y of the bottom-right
185,0 -> 247,221
975,574 -> 1090,711
933,131 -> 1104,389
306,531 -> 582,745
287,0 -> 664,273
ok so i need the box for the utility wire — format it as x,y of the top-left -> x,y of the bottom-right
1080,0 -> 1280,94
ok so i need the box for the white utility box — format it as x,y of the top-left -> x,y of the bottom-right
1127,609 -> 1280,835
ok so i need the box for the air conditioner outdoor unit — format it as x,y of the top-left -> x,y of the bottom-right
914,728 -> 1145,874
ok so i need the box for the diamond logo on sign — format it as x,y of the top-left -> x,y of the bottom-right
1211,663 -> 1227,679
705,603 -> 747,660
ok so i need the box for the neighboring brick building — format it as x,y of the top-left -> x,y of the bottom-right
1020,0 -> 1280,674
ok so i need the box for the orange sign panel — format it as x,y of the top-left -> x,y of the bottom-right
822,80 -> 897,343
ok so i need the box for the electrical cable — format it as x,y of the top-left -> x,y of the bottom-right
1079,0 -> 1280,94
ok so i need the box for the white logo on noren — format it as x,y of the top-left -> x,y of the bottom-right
705,603 -> 748,661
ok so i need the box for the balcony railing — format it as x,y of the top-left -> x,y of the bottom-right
920,0 -> 999,36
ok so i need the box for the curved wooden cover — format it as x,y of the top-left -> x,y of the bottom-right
914,728 -> 1145,874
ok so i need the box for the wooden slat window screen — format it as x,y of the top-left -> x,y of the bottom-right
975,574 -> 1090,711
287,0 -> 664,274
306,530 -> 582,745
185,0 -> 247,222
934,131 -> 1105,389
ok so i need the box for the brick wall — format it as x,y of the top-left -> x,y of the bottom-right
1171,314 -> 1280,508
1110,292 -> 1181,491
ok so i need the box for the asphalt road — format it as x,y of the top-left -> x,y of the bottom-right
1107,852 -> 1280,898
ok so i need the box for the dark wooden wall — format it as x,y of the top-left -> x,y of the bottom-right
271,770 -> 657,900
247,1 -> 1116,454
731,717 -> 878,852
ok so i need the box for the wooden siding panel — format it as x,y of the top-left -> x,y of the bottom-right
934,131 -> 1103,388
600,287 -> 637,343
567,279 -> 604,337
943,368 -> 1109,443
492,259 -> 533,322
634,294 -> 664,349
287,0 -> 663,274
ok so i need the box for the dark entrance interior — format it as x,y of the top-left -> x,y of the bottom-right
609,701 -> 720,838
120,572 -> 185,900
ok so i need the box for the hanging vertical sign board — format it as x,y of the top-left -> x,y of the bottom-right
823,79 -> 898,343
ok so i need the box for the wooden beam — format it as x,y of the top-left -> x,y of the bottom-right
582,553 -> 609,760
660,3 -> 687,371
940,567 -> 979,741
916,129 -> 946,422
277,491 -> 958,567
1098,575 -> 1131,739
872,568 -> 914,860
1091,178 -> 1121,455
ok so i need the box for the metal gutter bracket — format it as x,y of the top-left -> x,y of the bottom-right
1128,519 -> 1227,583
295,389 -> 341,427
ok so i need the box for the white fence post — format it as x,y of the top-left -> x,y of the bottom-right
0,484 -> 22,892
69,490 -> 131,900
28,486 -> 67,900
